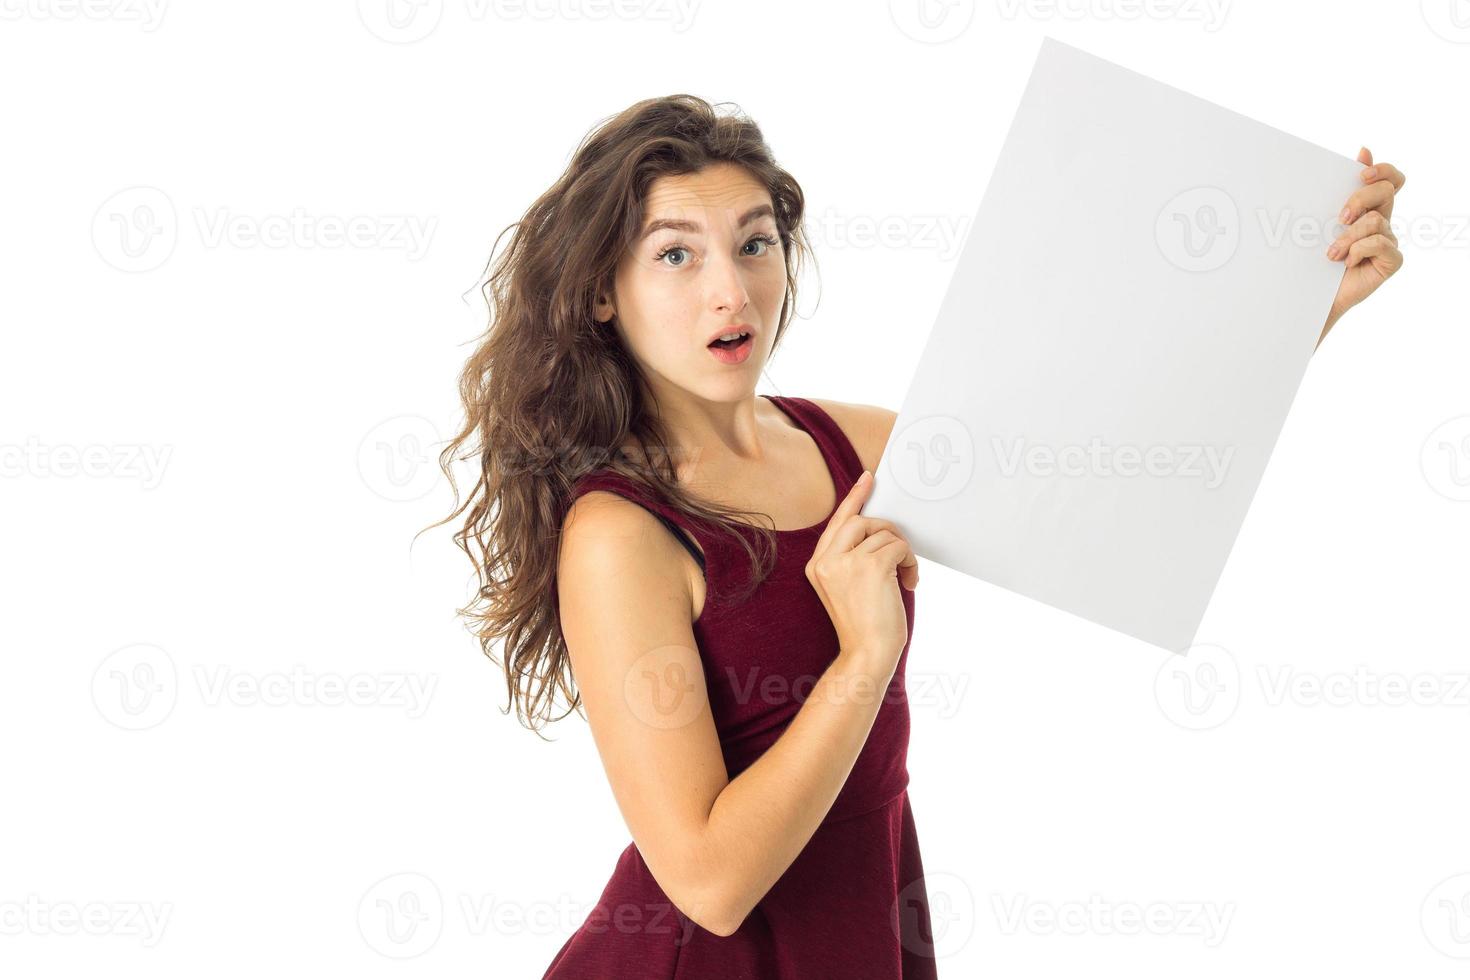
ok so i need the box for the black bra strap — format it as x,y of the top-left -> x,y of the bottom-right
651,511 -> 706,572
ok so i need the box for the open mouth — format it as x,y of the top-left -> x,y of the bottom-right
708,331 -> 750,350
707,331 -> 753,363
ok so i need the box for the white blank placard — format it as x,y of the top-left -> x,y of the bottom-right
863,37 -> 1361,653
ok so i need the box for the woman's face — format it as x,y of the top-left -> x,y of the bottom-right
596,162 -> 786,402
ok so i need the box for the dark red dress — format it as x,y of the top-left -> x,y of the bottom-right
543,394 -> 936,979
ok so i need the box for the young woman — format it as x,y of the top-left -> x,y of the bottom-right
435,95 -> 1404,978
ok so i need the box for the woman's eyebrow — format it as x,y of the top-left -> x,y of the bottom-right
639,204 -> 774,239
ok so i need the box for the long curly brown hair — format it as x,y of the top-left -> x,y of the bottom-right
427,95 -> 817,735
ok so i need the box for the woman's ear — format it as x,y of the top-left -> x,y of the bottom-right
592,281 -> 616,325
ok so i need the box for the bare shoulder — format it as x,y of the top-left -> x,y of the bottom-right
804,397 -> 896,474
554,488 -> 730,933
559,490 -> 699,621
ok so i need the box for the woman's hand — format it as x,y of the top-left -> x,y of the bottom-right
1319,147 -> 1407,347
805,470 -> 918,675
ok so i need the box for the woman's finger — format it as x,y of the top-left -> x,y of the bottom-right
855,528 -> 899,554
874,537 -> 919,591
896,548 -> 919,591
826,515 -> 902,552
811,469 -> 873,561
1340,178 -> 1398,224
868,523 -> 918,581
1326,210 -> 1396,261
1360,160 -> 1407,193
1343,233 -> 1404,273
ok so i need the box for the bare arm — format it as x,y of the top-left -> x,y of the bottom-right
1317,307 -> 1340,350
558,471 -> 904,935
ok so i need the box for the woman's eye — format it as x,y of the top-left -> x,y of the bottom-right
746,233 -> 782,257
656,245 -> 689,267
655,234 -> 777,268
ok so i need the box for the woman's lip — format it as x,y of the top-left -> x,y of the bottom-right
705,324 -> 754,345
707,333 -> 754,365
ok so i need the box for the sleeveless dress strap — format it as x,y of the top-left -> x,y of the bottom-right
762,394 -> 865,488
562,395 -> 865,608
566,469 -> 713,570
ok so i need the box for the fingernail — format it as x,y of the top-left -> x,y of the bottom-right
1362,166 -> 1378,180
1326,242 -> 1341,260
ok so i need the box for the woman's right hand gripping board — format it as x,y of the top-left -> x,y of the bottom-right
804,469 -> 919,678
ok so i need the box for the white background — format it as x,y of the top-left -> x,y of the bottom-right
2,1 -> 1466,977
